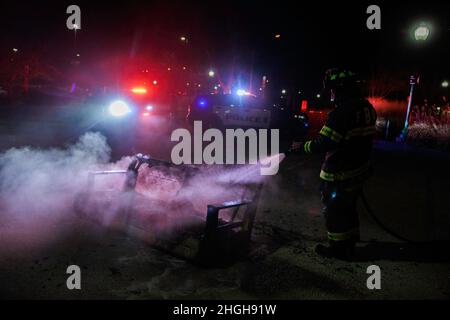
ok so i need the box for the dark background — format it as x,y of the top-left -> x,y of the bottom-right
0,0 -> 449,97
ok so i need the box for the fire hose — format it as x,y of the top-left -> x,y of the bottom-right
258,191 -> 433,245
359,190 -> 432,244
284,150 -> 434,244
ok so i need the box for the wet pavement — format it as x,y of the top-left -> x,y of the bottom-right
0,103 -> 449,300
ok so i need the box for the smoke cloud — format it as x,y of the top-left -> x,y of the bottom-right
0,132 -> 284,257
0,132 -> 112,256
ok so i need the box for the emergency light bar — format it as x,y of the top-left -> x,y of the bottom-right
131,87 -> 147,94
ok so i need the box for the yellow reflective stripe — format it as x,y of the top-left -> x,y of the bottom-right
319,171 -> 335,181
319,162 -> 371,182
345,126 -> 376,139
328,231 -> 352,241
328,228 -> 359,242
319,125 -> 343,143
304,141 -> 312,153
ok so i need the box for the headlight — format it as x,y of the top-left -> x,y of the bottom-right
108,100 -> 130,117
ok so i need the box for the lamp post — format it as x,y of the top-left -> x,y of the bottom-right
72,23 -> 80,54
399,74 -> 419,141
402,75 -> 419,131
398,22 -> 430,142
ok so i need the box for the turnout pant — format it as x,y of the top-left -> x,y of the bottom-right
320,180 -> 363,247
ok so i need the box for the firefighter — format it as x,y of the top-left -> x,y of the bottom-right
292,68 -> 377,260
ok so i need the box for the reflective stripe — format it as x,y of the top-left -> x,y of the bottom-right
304,141 -> 312,153
319,125 -> 343,143
328,231 -> 352,241
328,228 -> 359,242
328,70 -> 355,82
345,126 -> 376,139
320,162 -> 371,182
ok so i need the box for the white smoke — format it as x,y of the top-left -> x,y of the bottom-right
0,132 -> 111,219
0,132 -> 284,257
0,132 -> 113,256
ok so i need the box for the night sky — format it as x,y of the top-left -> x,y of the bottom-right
1,0 -> 449,96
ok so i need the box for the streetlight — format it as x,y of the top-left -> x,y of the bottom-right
180,36 -> 187,42
398,22 -> 430,141
208,70 -> 215,77
414,24 -> 430,41
281,89 -> 286,94
442,80 -> 449,88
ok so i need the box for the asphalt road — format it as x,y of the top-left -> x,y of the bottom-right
0,102 -> 449,299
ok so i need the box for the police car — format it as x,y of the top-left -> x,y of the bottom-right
186,92 -> 309,140
86,74 -> 178,158
99,84 -> 172,121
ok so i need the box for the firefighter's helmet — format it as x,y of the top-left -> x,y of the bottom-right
323,68 -> 359,89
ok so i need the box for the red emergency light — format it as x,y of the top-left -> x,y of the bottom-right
301,100 -> 308,112
131,87 -> 147,94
